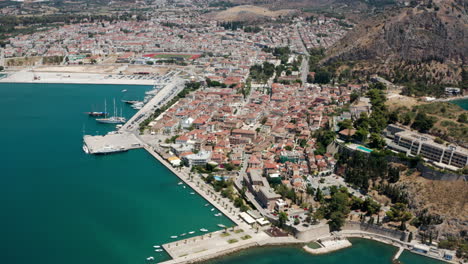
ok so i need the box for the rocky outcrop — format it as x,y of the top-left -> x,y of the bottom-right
325,0 -> 468,85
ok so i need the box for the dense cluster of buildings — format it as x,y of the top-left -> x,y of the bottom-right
2,9 -> 350,66
151,80 -> 356,210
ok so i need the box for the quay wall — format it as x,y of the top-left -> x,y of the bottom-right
293,224 -> 330,241
342,221 -> 408,242
143,146 -> 243,226
160,242 -> 259,264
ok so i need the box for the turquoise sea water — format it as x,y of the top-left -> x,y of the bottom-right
0,83 -> 232,264
450,98 -> 468,110
0,83 -> 447,264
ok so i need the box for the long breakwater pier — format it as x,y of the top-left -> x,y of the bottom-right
82,72 -> 185,154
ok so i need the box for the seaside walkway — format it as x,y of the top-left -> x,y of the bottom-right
144,146 -> 246,228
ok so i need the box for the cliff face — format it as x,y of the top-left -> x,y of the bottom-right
325,0 -> 468,85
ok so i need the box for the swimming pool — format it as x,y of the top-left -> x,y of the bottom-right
357,146 -> 373,153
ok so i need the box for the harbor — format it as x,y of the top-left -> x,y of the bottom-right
82,71 -> 185,154
78,74 -> 455,264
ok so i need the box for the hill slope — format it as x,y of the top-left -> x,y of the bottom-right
325,0 -> 468,87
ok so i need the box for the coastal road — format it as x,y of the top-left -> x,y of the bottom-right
120,76 -> 185,132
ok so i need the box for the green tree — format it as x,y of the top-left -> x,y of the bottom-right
314,69 -> 331,84
369,133 -> 386,149
363,198 -> 381,215
458,113 -> 467,123
354,128 -> 369,143
411,112 -> 435,132
338,119 -> 354,130
328,211 -> 346,231
278,212 -> 288,227
350,90 -> 359,103
386,203 -> 412,224
315,188 -> 324,202
408,232 -> 413,243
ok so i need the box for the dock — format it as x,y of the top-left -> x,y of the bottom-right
394,247 -> 404,260
83,132 -> 143,154
120,75 -> 185,132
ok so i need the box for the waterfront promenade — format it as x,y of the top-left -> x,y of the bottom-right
144,146 -> 246,228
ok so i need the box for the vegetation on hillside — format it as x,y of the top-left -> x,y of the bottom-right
389,102 -> 467,145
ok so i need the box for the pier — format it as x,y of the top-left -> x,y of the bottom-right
394,247 -> 404,260
83,132 -> 142,154
120,75 -> 185,132
83,72 -> 185,155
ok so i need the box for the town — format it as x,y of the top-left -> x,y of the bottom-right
0,1 -> 467,264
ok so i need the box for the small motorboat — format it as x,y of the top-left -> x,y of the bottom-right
155,249 -> 163,252
217,224 -> 226,228
153,245 -> 160,248
146,256 -> 154,261
211,208 -> 215,211
190,192 -> 195,195
200,228 -> 208,232
121,89 -> 127,92
170,235 -> 178,239
204,203 -> 209,206
188,231 -> 195,234
178,182 -> 183,185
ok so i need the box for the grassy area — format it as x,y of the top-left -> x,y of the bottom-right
389,102 -> 467,144
234,229 -> 244,234
240,235 -> 252,240
307,241 -> 322,249
220,232 -> 231,237
227,239 -> 238,244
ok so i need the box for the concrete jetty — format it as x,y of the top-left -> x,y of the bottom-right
303,238 -> 352,255
394,247 -> 404,259
83,132 -> 142,154
120,76 -> 185,132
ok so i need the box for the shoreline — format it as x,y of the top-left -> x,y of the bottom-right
0,71 -> 157,86
143,146 -> 245,227
438,95 -> 468,102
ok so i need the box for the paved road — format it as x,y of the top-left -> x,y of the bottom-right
120,75 -> 185,132
295,24 -> 310,84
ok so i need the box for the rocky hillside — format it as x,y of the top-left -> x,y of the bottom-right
325,0 -> 468,86
398,170 -> 468,238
